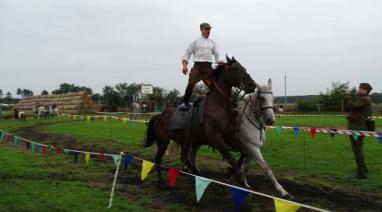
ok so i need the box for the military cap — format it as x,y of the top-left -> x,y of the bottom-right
359,83 -> 372,93
200,23 -> 212,29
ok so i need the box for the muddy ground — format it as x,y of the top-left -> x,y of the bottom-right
11,122 -> 382,211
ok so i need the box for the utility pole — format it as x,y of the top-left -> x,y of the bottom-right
284,72 -> 287,104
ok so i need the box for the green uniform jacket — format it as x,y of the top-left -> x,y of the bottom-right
345,94 -> 372,130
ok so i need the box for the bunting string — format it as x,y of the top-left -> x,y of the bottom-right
0,128 -> 330,212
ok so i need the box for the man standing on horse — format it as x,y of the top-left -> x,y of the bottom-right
180,23 -> 224,110
344,83 -> 373,179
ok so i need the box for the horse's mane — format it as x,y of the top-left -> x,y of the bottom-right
211,64 -> 225,81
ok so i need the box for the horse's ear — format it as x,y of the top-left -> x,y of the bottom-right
268,78 -> 272,88
232,56 -> 236,62
226,54 -> 231,64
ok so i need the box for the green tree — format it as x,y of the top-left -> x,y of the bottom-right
318,81 -> 350,111
102,86 -> 121,111
0,89 -> 3,100
16,88 -> 22,98
147,86 -> 164,108
41,90 -> 49,95
22,89 -> 33,97
164,89 -> 181,105
115,83 -> 140,107
52,83 -> 92,95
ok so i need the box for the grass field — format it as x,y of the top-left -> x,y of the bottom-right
1,115 -> 382,211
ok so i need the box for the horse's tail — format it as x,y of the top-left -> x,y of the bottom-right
144,114 -> 160,147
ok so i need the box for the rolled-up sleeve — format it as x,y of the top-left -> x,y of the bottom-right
182,40 -> 195,62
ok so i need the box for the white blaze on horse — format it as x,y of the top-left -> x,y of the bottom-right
238,78 -> 293,199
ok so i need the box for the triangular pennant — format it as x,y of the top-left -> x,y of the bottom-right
378,135 -> 382,144
26,142 -> 30,150
231,188 -> 249,212
13,137 -> 18,145
293,127 -> 299,136
56,148 -> 61,155
49,145 -> 55,155
98,152 -> 105,161
63,149 -> 69,154
87,116 -> 91,121
167,168 -> 180,188
275,126 -> 282,134
31,143 -> 35,152
141,160 -> 154,181
124,155 -> 134,171
42,145 -> 47,154
353,130 -> 359,141
112,154 -> 121,167
74,151 -> 79,163
85,152 -> 90,166
329,128 -> 337,138
195,176 -> 212,203
310,128 -> 316,138
274,199 -> 300,212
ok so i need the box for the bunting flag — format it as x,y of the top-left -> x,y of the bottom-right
31,143 -> 35,152
195,176 -> 212,203
56,148 -> 61,155
14,137 -> 19,145
293,127 -> 299,136
74,151 -> 79,163
87,116 -> 91,121
103,116 -> 108,121
112,154 -> 121,167
353,131 -> 359,141
98,152 -> 105,161
378,136 -> 382,144
141,160 -> 154,181
42,145 -> 47,154
167,168 -> 180,188
329,128 -> 337,138
275,126 -> 282,134
49,145 -> 55,155
85,152 -> 90,166
26,142 -> 30,150
231,188 -> 249,212
124,155 -> 134,171
274,199 -> 300,212
63,149 -> 69,154
310,128 -> 316,138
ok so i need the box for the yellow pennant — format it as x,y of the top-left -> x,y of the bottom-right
141,160 -> 154,181
87,116 -> 91,121
85,152 -> 90,166
274,199 -> 300,212
103,116 -> 107,121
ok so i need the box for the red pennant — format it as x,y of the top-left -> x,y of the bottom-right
167,167 -> 180,188
310,128 -> 316,138
98,152 -> 105,161
42,145 -> 47,154
56,148 -> 61,155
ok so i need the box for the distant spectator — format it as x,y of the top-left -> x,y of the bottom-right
278,105 -> 284,112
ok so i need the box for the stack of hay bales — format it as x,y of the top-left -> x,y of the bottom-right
17,92 -> 96,114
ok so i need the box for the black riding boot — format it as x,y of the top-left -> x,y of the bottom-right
179,85 -> 193,111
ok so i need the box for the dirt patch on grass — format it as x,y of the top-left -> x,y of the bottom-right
12,123 -> 382,211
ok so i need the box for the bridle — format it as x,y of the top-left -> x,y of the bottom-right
243,90 -> 274,133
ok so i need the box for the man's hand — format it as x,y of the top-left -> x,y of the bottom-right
182,65 -> 188,75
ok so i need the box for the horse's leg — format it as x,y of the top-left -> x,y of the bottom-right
154,138 -> 170,187
226,153 -> 244,178
251,147 -> 293,199
188,144 -> 202,175
209,133 -> 244,185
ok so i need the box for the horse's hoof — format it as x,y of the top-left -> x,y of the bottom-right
282,194 -> 295,200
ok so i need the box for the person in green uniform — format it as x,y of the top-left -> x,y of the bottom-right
344,83 -> 373,179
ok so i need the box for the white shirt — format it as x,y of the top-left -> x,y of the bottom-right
182,36 -> 221,63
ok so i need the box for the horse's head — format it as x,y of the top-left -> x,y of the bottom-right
218,56 -> 256,93
253,78 -> 275,125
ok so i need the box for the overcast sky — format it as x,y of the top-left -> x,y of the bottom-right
1,0 -> 381,97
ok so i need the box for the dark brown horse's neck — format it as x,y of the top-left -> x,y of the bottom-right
210,76 -> 233,113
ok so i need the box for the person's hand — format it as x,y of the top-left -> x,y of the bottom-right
182,65 -> 188,75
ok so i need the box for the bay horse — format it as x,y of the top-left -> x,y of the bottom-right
235,79 -> 293,199
145,56 -> 256,186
